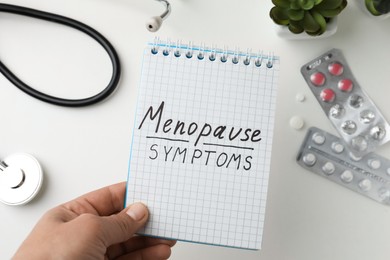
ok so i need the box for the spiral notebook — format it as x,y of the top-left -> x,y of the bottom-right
125,40 -> 279,250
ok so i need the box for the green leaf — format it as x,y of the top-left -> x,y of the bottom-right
270,6 -> 290,25
290,1 -> 301,10
272,0 -> 290,8
316,7 -> 342,17
299,0 -> 315,10
311,11 -> 327,34
287,9 -> 305,21
316,0 -> 343,10
302,11 -> 320,32
306,28 -> 323,36
288,20 -> 304,34
365,0 -> 382,15
374,0 -> 390,14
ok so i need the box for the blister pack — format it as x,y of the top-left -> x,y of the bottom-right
297,127 -> 390,205
301,49 -> 390,157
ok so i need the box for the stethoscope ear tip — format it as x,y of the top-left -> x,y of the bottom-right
146,0 -> 171,32
146,16 -> 163,32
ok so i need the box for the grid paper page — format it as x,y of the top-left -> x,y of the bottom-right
126,42 -> 279,250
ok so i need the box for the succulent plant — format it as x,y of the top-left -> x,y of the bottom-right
365,0 -> 390,15
270,0 -> 348,36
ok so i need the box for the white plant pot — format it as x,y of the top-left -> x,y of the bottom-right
356,0 -> 390,20
275,17 -> 338,40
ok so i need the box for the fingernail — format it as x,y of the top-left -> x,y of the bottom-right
126,202 -> 147,221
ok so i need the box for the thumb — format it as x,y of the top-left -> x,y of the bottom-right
99,202 -> 149,246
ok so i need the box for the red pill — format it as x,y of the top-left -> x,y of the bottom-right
328,62 -> 344,76
310,72 -> 325,86
320,88 -> 335,102
338,79 -> 353,92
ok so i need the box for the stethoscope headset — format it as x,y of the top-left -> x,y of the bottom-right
0,0 -> 171,206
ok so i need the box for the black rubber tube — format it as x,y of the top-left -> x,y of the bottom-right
0,3 -> 121,107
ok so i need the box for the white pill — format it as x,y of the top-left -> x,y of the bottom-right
340,170 -> 353,183
368,159 -> 381,170
312,132 -> 326,145
359,179 -> 372,192
378,188 -> 390,201
289,116 -> 304,130
303,153 -> 316,166
331,142 -> 344,154
349,152 -> 362,162
322,162 -> 335,175
296,93 -> 306,102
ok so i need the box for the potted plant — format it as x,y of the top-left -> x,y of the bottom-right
270,0 -> 348,39
362,0 -> 390,17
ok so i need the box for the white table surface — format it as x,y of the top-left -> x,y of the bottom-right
1,0 -> 390,259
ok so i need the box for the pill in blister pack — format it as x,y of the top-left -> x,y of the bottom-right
301,49 -> 390,157
297,127 -> 390,205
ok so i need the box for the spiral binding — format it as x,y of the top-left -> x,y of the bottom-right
149,38 -> 276,68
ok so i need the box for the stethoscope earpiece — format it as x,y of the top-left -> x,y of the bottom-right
146,16 -> 163,32
146,0 -> 171,32
0,153 -> 43,206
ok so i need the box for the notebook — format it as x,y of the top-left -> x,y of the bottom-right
125,40 -> 279,250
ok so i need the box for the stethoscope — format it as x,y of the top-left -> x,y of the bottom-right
146,0 -> 171,32
0,0 -> 172,206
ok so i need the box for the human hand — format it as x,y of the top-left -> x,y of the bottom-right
13,182 -> 176,260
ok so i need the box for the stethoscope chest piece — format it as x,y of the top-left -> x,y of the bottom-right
0,153 -> 43,206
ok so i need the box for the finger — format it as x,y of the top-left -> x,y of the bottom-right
100,203 -> 149,247
124,236 -> 177,252
61,182 -> 127,216
107,236 -> 176,259
116,244 -> 173,260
